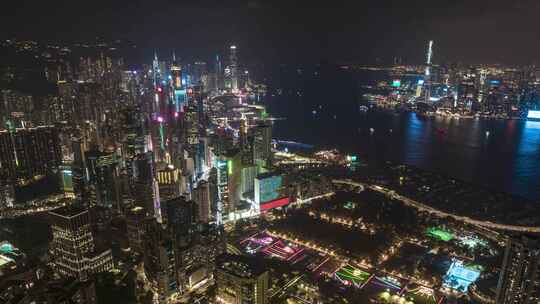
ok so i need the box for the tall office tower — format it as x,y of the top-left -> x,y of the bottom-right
171,51 -> 183,90
459,67 -> 479,106
252,123 -> 272,169
193,181 -> 211,223
133,152 -> 162,222
197,137 -> 210,174
226,151 -> 243,215
160,197 -> 199,294
156,163 -> 181,199
215,254 -> 269,304
143,219 -> 178,302
152,51 -> 161,88
424,40 -> 434,103
215,54 -> 223,89
126,206 -> 146,257
215,156 -> 230,223
240,165 -> 258,200
72,138 -> 88,204
185,102 -> 200,151
161,197 -> 197,246
175,223 -> 226,294
191,61 -> 207,85
496,235 -> 540,304
208,167 -> 220,223
229,45 -> 239,91
86,150 -> 121,209
49,205 -> 114,280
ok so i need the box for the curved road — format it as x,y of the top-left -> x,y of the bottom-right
332,179 -> 540,233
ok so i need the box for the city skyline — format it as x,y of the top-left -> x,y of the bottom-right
1,2 -> 540,303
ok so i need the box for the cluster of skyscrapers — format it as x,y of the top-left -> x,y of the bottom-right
0,42 -> 280,303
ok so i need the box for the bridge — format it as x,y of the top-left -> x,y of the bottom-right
332,179 -> 540,233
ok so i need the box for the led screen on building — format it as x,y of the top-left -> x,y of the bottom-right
255,174 -> 283,204
528,110 -> 540,120
260,197 -> 290,211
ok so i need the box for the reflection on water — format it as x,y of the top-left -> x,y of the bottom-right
273,106 -> 540,200
513,120 -> 540,197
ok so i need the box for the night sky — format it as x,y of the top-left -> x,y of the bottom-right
1,0 -> 539,64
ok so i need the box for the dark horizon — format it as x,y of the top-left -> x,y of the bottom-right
2,0 -> 540,65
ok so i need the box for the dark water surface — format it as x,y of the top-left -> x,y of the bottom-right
266,68 -> 540,201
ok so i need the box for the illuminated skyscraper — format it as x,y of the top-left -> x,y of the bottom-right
49,205 -> 114,280
215,157 -> 229,224
424,40 -> 434,103
194,180 -> 211,224
72,137 -> 89,204
143,219 -> 177,302
252,123 -> 272,169
11,126 -> 61,182
133,152 -> 162,222
86,150 -> 121,209
153,51 -> 161,88
215,54 -> 223,89
126,206 -> 146,257
215,254 -> 269,304
496,235 -> 540,304
229,45 -> 239,91
171,51 -> 183,90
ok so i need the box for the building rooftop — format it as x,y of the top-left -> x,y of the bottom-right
49,203 -> 88,218
216,254 -> 267,278
256,171 -> 282,180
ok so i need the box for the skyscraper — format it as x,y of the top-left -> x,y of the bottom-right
126,206 -> 146,257
152,51 -> 161,88
143,218 -> 177,302
193,180 -> 211,224
132,152 -> 162,222
171,51 -> 183,90
7,126 -> 61,182
215,254 -> 269,304
0,130 -> 17,183
229,45 -> 239,91
86,150 -> 121,209
252,123 -> 272,169
424,40 -> 434,103
215,54 -> 223,89
71,137 -> 88,203
49,205 -> 114,280
496,235 -> 540,304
